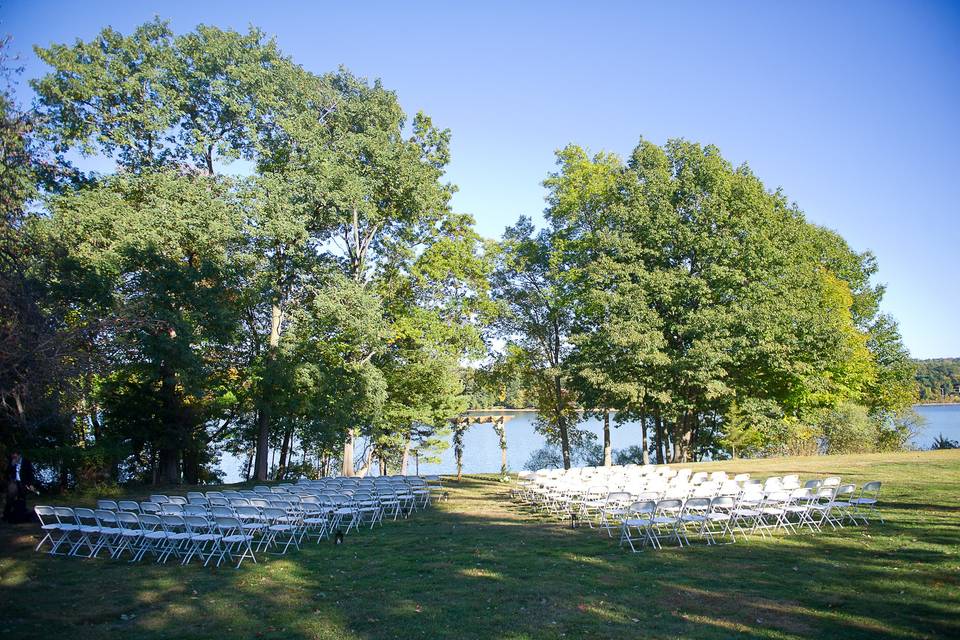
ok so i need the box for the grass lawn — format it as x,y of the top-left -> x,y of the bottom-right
1,450 -> 958,639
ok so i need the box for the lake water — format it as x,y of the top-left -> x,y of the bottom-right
218,404 -> 960,482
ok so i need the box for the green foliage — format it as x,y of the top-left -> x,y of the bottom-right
14,20 -> 494,485
525,138 -> 916,462
915,357 -> 960,402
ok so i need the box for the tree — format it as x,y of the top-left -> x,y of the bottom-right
41,170 -> 247,483
545,145 -> 667,465
491,218 -> 583,468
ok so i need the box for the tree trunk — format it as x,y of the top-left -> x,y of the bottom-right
494,417 -> 508,475
356,441 -> 375,478
277,426 -> 293,479
400,435 -> 412,476
654,411 -> 665,464
255,303 -> 283,481
602,410 -> 612,467
640,415 -> 650,465
554,374 -> 571,469
244,449 -> 254,481
158,448 -> 180,485
453,420 -> 465,481
342,428 -> 356,477
182,447 -> 200,485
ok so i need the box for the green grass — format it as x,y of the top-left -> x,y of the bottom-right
2,450 -> 959,639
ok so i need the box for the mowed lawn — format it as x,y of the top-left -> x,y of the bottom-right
1,450 -> 958,640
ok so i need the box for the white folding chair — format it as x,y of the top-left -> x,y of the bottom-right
651,499 -> 685,548
850,481 -> 884,524
34,506 -> 71,555
213,516 -> 257,568
619,500 -> 656,552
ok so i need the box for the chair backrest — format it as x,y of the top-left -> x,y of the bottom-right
160,503 -> 184,515
97,500 -> 119,511
184,515 -> 212,533
834,484 -> 856,499
140,501 -> 161,514
95,508 -> 120,525
168,496 -> 188,506
187,492 -> 205,500
54,506 -> 78,524
710,496 -> 735,510
685,497 -> 710,511
862,481 -> 882,495
605,491 -> 631,505
184,504 -> 208,516
161,514 -> 186,531
263,507 -> 286,521
211,505 -> 235,518
235,506 -> 262,520
138,513 -> 162,530
250,498 -> 270,508
656,499 -> 683,514
208,496 -> 229,506
214,516 -> 242,534
74,507 -> 99,526
804,479 -> 823,489
628,500 -> 656,516
35,505 -> 57,526
150,495 -> 170,504
823,476 -> 841,487
118,500 -> 141,513
115,511 -> 140,529
764,491 -> 790,504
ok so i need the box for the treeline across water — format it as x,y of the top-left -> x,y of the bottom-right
914,358 -> 960,403
1,21 -> 919,489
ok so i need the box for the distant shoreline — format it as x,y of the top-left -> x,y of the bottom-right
915,402 -> 960,407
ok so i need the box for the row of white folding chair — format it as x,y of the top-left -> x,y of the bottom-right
619,498 -> 734,551
528,475 -> 857,528
33,506 -> 255,567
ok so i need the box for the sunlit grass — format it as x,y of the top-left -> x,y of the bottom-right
0,450 -> 958,639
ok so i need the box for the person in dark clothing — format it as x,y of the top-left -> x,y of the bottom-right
4,450 -> 36,524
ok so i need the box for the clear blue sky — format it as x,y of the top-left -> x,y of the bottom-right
3,0 -> 959,358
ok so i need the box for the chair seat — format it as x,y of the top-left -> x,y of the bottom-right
652,517 -> 677,524
222,534 -> 253,543
706,513 -> 731,521
850,498 -> 877,505
192,534 -> 220,542
624,518 -> 652,527
680,514 -> 706,522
